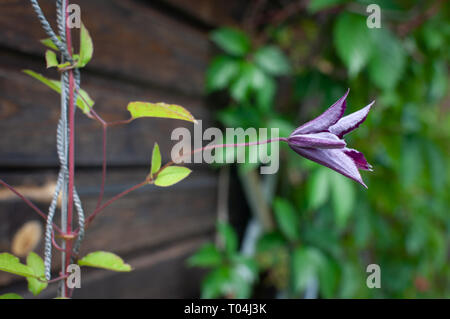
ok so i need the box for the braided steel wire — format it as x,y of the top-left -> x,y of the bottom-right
29,0 -> 85,281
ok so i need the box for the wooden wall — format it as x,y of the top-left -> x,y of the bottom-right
0,0 -> 246,298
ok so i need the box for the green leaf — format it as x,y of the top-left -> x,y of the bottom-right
0,253 -> 35,278
23,70 -> 94,114
255,73 -> 276,112
210,28 -> 251,57
40,37 -> 59,51
334,12 -> 373,77
78,23 -> 93,67
317,256 -> 339,298
368,28 -> 406,90
253,46 -> 291,75
292,246 -> 325,294
229,62 -> 266,103
308,0 -> 347,13
429,60 -> 448,102
206,55 -> 239,92
307,168 -> 330,210
201,266 -> 231,298
273,198 -> 300,242
187,243 -> 222,267
0,293 -> 23,299
26,252 -> 47,296
229,256 -> 258,298
400,138 -> 423,188
217,222 -> 238,255
230,63 -> 253,102
256,232 -> 286,252
127,102 -> 197,124
150,143 -> 161,176
425,142 -> 446,192
45,50 -> 58,68
329,171 -> 355,229
201,258 -> 257,299
154,166 -> 191,187
78,251 -> 132,272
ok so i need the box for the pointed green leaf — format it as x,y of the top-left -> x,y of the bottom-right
334,13 -> 373,77
229,62 -> 258,102
57,62 -> 71,69
292,246 -> 325,293
330,172 -> 355,229
0,253 -> 35,278
210,28 -> 251,57
78,251 -> 132,272
187,243 -> 222,267
255,73 -> 276,112
127,102 -> 197,123
45,50 -> 58,68
23,69 -> 59,91
26,252 -> 48,296
307,168 -> 330,210
23,70 -> 94,114
78,23 -> 93,67
40,37 -> 60,51
0,293 -> 23,299
254,46 -> 291,75
206,55 -> 239,92
201,266 -> 231,298
151,143 -> 161,176
154,166 -> 191,187
368,28 -> 406,90
273,198 -> 300,242
217,222 -> 238,255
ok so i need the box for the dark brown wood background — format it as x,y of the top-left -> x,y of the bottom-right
0,0 -> 247,298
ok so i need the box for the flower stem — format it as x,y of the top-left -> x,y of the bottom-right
158,137 -> 288,174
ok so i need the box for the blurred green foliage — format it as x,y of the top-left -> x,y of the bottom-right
191,0 -> 449,298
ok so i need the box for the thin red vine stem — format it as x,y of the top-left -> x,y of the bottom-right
84,180 -> 148,227
0,179 -> 63,234
160,137 -> 288,171
64,0 -> 74,296
47,273 -> 70,284
51,230 -> 72,253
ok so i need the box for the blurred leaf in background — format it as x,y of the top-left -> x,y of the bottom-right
192,0 -> 450,299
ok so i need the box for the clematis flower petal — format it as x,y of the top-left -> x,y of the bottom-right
292,89 -> 349,135
288,132 -> 346,149
289,145 -> 367,188
329,101 -> 374,138
343,148 -> 373,171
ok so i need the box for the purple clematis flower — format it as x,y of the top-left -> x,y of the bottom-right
288,89 -> 374,188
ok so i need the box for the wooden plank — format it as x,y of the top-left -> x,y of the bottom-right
71,236 -> 209,298
0,53 -> 213,167
0,168 -> 218,287
161,0 -> 242,26
0,0 -> 209,95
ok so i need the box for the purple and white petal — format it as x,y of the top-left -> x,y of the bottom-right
292,89 -> 349,135
344,148 -> 373,171
288,132 -> 346,149
289,145 -> 367,188
329,101 -> 374,138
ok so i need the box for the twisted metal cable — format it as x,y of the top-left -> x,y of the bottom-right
44,118 -> 66,279
30,0 -> 85,280
29,0 -> 72,62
